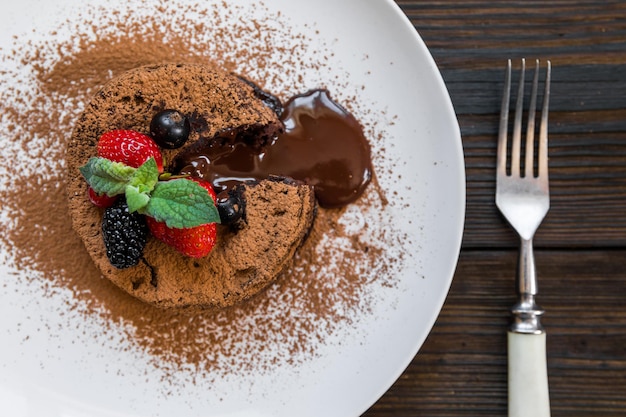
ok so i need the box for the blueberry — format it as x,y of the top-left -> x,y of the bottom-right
217,190 -> 245,226
150,109 -> 191,149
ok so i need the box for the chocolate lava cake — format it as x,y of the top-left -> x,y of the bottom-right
66,63 -> 317,309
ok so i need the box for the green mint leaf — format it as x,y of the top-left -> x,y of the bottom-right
125,185 -> 151,213
125,158 -> 160,212
129,157 -> 159,192
143,179 -> 221,228
79,157 -> 136,196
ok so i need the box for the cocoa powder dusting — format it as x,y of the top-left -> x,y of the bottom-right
0,0 -> 407,391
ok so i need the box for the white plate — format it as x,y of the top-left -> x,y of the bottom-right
0,0 -> 464,416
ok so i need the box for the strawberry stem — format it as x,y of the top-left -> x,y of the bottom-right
158,172 -> 190,181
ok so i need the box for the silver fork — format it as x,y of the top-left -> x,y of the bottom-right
496,59 -> 551,417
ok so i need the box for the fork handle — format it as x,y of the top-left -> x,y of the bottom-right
508,331 -> 551,417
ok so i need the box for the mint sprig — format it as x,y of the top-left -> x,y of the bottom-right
125,158 -> 159,212
79,157 -> 220,228
144,179 -> 221,228
79,158 -> 136,196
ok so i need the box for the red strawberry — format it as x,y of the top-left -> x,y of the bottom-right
88,187 -> 118,208
146,178 -> 218,258
97,129 -> 164,172
147,218 -> 217,258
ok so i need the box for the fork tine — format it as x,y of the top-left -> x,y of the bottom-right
525,60 -> 540,178
497,59 -> 512,176
511,59 -> 526,177
538,60 -> 551,179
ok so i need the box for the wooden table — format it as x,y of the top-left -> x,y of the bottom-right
364,1 -> 626,415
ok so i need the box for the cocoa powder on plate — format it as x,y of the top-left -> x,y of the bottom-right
0,1 -> 406,380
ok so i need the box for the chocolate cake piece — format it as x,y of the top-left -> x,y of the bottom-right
66,63 -> 317,309
67,63 -> 282,168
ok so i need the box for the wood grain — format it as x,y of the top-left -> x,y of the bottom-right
362,1 -> 626,416
363,250 -> 626,416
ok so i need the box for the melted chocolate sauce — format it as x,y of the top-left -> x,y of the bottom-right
178,89 -> 372,208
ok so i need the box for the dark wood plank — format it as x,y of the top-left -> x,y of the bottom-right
394,0 -> 626,248
397,1 -> 626,68
363,249 -> 626,416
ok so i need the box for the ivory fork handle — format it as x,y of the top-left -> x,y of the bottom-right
508,331 -> 551,417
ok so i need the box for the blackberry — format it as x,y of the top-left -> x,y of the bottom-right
150,109 -> 191,149
102,198 -> 148,269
